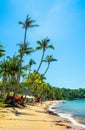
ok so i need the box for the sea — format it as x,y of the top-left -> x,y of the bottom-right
49,100 -> 85,128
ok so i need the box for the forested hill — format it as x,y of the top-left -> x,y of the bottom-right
53,87 -> 85,100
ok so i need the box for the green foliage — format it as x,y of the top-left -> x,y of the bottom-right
0,98 -> 6,107
0,15 -> 84,101
51,87 -> 85,100
0,43 -> 5,57
25,72 -> 85,100
0,102 -> 6,107
18,14 -> 39,29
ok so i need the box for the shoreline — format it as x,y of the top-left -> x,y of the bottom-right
0,100 -> 85,130
48,101 -> 85,129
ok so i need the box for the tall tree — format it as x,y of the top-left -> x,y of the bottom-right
18,15 -> 38,46
14,15 -> 38,95
36,38 -> 54,72
0,59 -> 9,97
31,55 -> 57,94
7,55 -> 20,94
42,55 -> 57,76
15,43 -> 34,95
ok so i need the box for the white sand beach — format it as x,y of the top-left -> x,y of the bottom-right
0,101 -> 84,130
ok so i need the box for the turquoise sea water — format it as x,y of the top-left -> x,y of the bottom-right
50,100 -> 85,127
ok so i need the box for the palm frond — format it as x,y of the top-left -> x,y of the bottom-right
18,21 -> 24,25
45,55 -> 57,63
19,15 -> 39,29
36,40 -> 42,45
42,59 -> 47,62
36,46 -> 42,50
29,59 -> 36,66
47,45 -> 55,49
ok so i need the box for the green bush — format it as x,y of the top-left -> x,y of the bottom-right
0,102 -> 6,107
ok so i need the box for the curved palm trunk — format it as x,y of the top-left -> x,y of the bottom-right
31,50 -> 48,93
42,63 -> 50,76
36,50 -> 45,72
32,50 -> 45,88
35,63 -> 50,87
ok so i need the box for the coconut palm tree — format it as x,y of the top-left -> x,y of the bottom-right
42,55 -> 57,76
18,14 -> 38,46
18,15 -> 38,60
7,55 -> 20,94
17,42 -> 34,72
18,42 -> 34,56
30,38 -> 55,94
0,59 -> 9,97
28,59 -> 36,73
31,55 -> 57,94
14,15 -> 38,95
36,38 -> 54,72
14,43 -> 34,95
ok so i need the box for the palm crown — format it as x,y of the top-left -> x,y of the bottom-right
18,15 -> 38,29
36,37 -> 55,72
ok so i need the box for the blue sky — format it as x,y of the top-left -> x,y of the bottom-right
0,0 -> 85,89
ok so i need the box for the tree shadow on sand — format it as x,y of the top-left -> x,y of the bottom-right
6,118 -> 56,123
9,107 -> 35,116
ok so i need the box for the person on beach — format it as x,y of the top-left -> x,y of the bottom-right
36,94 -> 42,106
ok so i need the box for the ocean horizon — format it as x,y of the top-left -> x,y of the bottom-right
49,99 -> 85,128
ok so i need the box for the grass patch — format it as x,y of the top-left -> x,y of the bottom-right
0,102 -> 6,107
0,98 -> 6,107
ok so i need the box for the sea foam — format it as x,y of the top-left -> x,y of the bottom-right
48,102 -> 85,128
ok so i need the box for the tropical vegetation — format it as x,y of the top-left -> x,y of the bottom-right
0,15 -> 84,106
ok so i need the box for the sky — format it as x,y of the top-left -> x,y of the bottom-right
0,0 -> 85,89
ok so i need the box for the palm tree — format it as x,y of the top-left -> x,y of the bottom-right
36,37 -> 54,72
18,42 -> 34,57
31,55 -> 57,95
21,65 -> 29,82
0,59 -> 9,97
18,42 -> 34,69
7,55 -> 20,94
0,43 -> 5,58
42,55 -> 57,76
28,59 -> 36,73
14,43 -> 34,95
14,15 -> 38,95
18,14 -> 38,46
30,38 -> 55,94
18,15 -> 38,65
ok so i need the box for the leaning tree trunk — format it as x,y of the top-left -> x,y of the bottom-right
36,50 -> 45,73
42,63 -> 50,76
32,50 -> 45,85
31,63 -> 50,95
